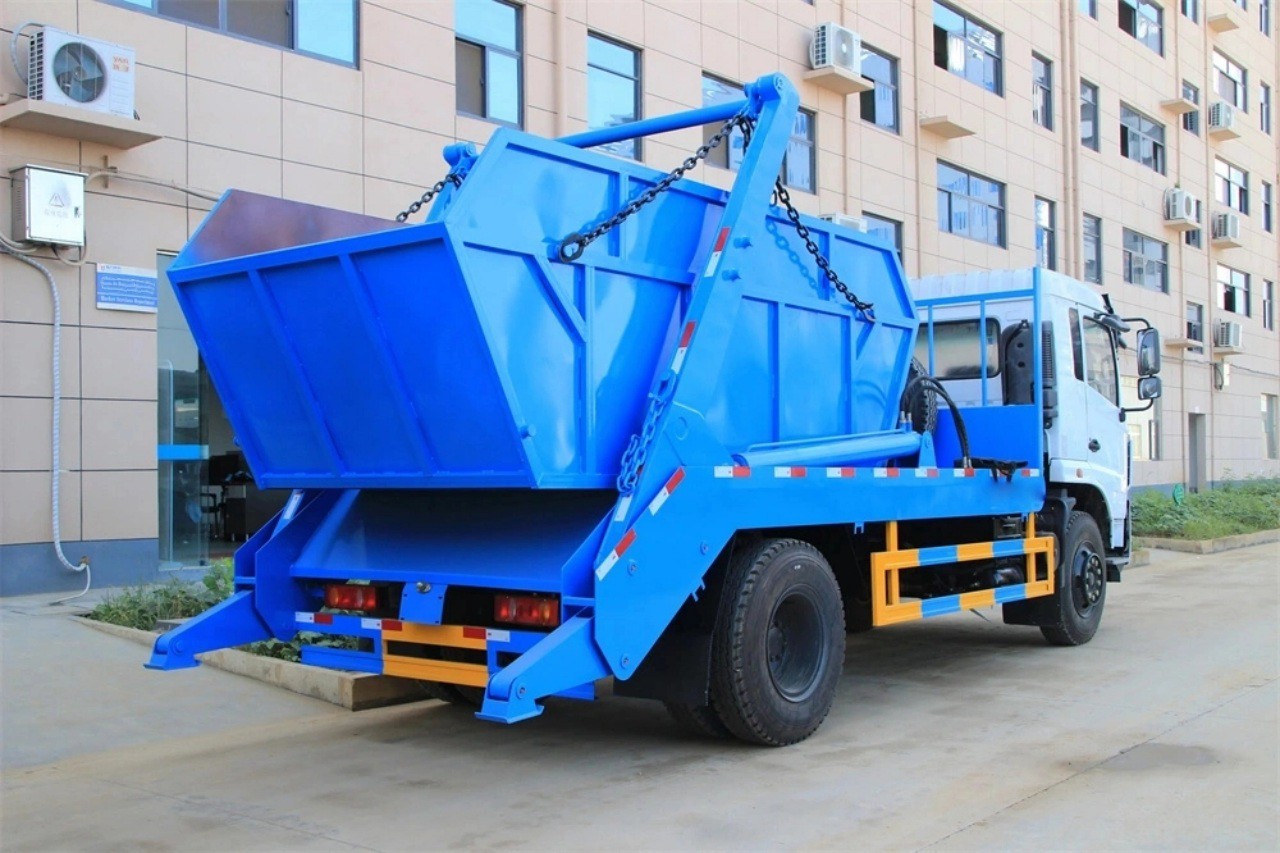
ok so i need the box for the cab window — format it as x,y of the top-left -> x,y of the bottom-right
914,318 -> 1000,378
1082,317 -> 1119,406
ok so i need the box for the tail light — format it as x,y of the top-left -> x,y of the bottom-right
324,584 -> 379,612
494,594 -> 559,629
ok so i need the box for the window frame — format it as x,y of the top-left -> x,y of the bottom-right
932,1 -> 1004,95
1215,158 -> 1250,214
1186,301 -> 1205,353
1213,50 -> 1248,111
1184,198 -> 1204,248
936,160 -> 1007,247
859,44 -> 900,133
862,211 -> 904,262
1181,0 -> 1199,21
1182,80 -> 1200,134
1119,0 -> 1165,55
784,108 -> 817,193
1264,181 -> 1274,232
1262,83 -> 1272,134
701,74 -> 748,171
1263,280 -> 1276,331
913,317 -> 1002,380
1218,263 -> 1252,316
1083,213 -> 1102,283
1081,0 -> 1099,17
1036,197 -> 1057,269
1032,53 -> 1053,130
586,32 -> 642,161
1122,228 -> 1169,293
455,0 -> 524,127
1120,104 -> 1166,174
1080,80 -> 1101,150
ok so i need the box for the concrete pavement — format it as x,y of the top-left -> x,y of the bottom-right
1,543 -> 1276,850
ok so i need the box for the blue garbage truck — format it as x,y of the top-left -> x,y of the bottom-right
148,74 -> 1162,745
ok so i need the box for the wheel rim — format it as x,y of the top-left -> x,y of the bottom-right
1071,543 -> 1105,617
766,587 -> 827,703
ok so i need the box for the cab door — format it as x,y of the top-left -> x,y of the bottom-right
1079,313 -> 1127,548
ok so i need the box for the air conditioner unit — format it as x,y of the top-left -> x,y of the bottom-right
1163,189 -> 1199,228
1212,212 -> 1242,242
809,23 -> 861,75
1208,101 -> 1236,132
27,26 -> 136,118
1214,320 -> 1242,349
820,212 -> 868,232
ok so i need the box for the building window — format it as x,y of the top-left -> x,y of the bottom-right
936,161 -> 1005,246
1215,159 -> 1249,214
1120,105 -> 1165,174
1264,182 -> 1274,232
1081,0 -> 1099,16
587,34 -> 640,160
860,45 -> 899,133
1264,395 -> 1279,459
784,109 -> 816,193
456,0 -> 522,126
701,75 -> 747,171
1182,81 -> 1200,133
1263,280 -> 1275,330
1213,51 -> 1248,111
1122,228 -> 1168,292
862,212 -> 904,261
1120,0 -> 1164,54
1262,0 -> 1272,32
1083,214 -> 1102,282
932,2 -> 1003,95
1123,377 -> 1161,460
1081,80 -> 1100,150
1032,54 -> 1053,130
1218,264 -> 1251,316
1036,198 -> 1057,269
1181,0 -> 1199,21
1186,301 -> 1205,353
112,0 -> 357,64
1184,198 -> 1203,248
1262,83 -> 1272,133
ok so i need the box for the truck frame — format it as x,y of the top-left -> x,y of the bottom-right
148,74 -> 1161,745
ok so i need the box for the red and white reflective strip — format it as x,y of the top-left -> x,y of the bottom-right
612,494 -> 633,523
1021,468 -> 1041,477
671,321 -> 696,374
704,227 -> 730,278
913,468 -> 940,478
648,468 -> 686,516
296,612 -> 402,631
595,528 -> 637,581
713,465 -> 752,478
773,466 -> 807,478
462,626 -> 509,642
873,468 -> 901,478
952,468 -> 977,478
826,467 -> 857,478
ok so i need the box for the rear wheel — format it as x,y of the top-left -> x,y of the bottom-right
1040,511 -> 1107,646
710,538 -> 845,746
664,701 -> 732,738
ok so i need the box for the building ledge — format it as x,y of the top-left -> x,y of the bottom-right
1160,97 -> 1198,115
0,98 -> 160,149
1208,122 -> 1241,140
1207,11 -> 1240,32
919,115 -> 976,139
803,66 -> 873,95
1211,234 -> 1243,249
1211,344 -> 1245,357
1164,217 -> 1199,233
1164,337 -> 1204,351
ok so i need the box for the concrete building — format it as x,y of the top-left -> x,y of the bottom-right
1,0 -> 1276,595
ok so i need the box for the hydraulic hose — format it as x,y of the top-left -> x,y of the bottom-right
900,375 -> 972,467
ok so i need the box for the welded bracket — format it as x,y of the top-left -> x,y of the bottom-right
475,614 -> 608,724
144,590 -> 271,670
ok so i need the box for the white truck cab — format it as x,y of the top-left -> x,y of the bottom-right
911,268 -> 1162,572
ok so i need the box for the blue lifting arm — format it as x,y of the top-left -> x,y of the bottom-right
145,590 -> 272,670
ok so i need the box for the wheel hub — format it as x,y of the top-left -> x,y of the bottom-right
766,589 -> 826,703
1073,547 -> 1105,611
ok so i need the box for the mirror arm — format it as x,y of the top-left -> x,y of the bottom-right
1122,399 -> 1156,414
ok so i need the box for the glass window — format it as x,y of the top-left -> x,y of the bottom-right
932,1 -> 1003,95
1182,81 -> 1200,133
1262,0 -> 1272,32
701,75 -> 747,171
1080,80 -> 1100,150
587,34 -> 641,160
1264,182 -> 1274,232
1081,0 -> 1099,17
119,0 -> 357,64
1262,83 -> 1272,133
456,0 -> 522,126
1214,51 -> 1248,110
1182,0 -> 1199,21
1083,214 -> 1102,283
1120,0 -> 1164,54
1082,318 -> 1119,406
1123,376 -> 1161,460
1186,301 -> 1205,352
1264,395 -> 1279,459
1036,197 -> 1056,269
1122,228 -> 1168,292
1069,307 -> 1085,381
784,109 -> 816,192
1263,280 -> 1275,330
862,212 -> 903,261
913,318 -> 1001,379
860,45 -> 899,133
1218,264 -> 1251,316
1032,54 -> 1053,129
1215,159 -> 1249,214
1120,104 -> 1165,174
936,161 -> 1005,246
1184,198 -> 1203,248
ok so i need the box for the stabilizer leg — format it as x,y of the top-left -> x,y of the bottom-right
476,614 -> 609,724
145,590 -> 271,670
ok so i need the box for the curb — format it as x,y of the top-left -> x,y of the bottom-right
1130,548 -> 1150,567
72,616 -> 432,711
1135,528 -> 1280,554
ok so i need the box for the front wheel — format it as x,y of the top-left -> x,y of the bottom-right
710,538 -> 845,746
1040,511 -> 1107,646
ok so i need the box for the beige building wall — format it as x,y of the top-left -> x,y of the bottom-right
1,0 -> 1277,584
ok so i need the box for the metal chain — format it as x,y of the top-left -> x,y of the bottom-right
773,180 -> 875,319
557,112 -> 753,262
616,385 -> 668,494
395,173 -> 464,223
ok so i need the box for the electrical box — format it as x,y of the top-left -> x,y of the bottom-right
10,165 -> 86,246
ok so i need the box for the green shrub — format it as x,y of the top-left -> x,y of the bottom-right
1132,478 -> 1280,539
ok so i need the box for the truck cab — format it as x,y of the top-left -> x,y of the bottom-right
911,268 -> 1162,576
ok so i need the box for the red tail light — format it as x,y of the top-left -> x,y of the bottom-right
324,584 -> 379,612
494,594 -> 560,629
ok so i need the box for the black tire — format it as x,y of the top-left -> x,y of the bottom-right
1041,511 -> 1107,646
664,701 -> 732,738
902,358 -> 939,434
710,538 -> 845,746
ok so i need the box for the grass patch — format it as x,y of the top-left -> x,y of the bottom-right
1132,478 -> 1280,540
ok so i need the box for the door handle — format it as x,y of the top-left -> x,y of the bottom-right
1088,439 -> 1101,452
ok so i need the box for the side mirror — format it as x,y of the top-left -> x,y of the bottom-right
1137,328 -> 1161,376
1138,376 -> 1162,400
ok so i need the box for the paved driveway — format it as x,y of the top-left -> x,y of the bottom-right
2,544 -> 1276,850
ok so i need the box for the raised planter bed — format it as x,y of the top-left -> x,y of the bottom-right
1135,528 -> 1280,555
